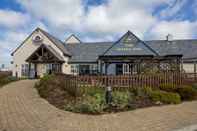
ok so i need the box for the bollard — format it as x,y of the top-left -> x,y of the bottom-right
105,86 -> 112,105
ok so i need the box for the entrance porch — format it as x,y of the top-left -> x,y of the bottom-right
26,44 -> 64,78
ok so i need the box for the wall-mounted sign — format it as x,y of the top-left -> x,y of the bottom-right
116,47 -> 142,51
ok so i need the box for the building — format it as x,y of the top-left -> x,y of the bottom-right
11,28 -> 197,78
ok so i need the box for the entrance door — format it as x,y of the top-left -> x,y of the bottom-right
79,65 -> 90,75
116,64 -> 123,75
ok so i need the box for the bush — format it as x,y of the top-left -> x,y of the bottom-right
159,83 -> 178,92
177,85 -> 197,101
0,76 -> 18,87
112,91 -> 131,108
35,74 -> 55,96
159,84 -> 197,101
84,87 -> 105,97
192,83 -> 197,90
150,90 -> 181,104
69,94 -> 106,114
131,87 -> 153,99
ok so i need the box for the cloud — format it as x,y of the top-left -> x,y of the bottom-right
148,20 -> 197,40
0,30 -> 28,65
82,0 -> 178,39
1,0 -> 197,66
16,0 -> 175,39
17,0 -> 84,30
193,0 -> 197,17
6,0 -> 197,41
158,0 -> 187,19
0,9 -> 29,29
84,6 -> 156,38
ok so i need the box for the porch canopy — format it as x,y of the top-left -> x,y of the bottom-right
25,44 -> 64,78
98,31 -> 182,75
26,44 -> 64,63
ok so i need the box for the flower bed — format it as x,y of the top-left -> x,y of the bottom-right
35,74 -> 197,115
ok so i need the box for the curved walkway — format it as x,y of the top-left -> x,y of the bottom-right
0,80 -> 197,131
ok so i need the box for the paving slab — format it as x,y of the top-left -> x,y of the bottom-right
0,80 -> 197,131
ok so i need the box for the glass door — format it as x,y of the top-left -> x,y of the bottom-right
116,64 -> 123,75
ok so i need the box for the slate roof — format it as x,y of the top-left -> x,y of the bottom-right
102,31 -> 159,57
39,28 -> 71,56
65,39 -> 197,63
65,34 -> 82,43
12,28 -> 197,63
65,42 -> 113,63
146,40 -> 197,59
11,28 -> 71,56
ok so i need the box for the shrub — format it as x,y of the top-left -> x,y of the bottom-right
84,87 -> 105,97
159,84 -> 197,101
131,87 -> 153,98
70,94 -> 106,114
41,74 -> 55,81
35,74 -> 55,96
159,83 -> 178,92
112,91 -> 131,108
0,76 -> 18,87
177,85 -> 197,101
192,83 -> 197,90
150,90 -> 181,104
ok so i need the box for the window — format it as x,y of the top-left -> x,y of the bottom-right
123,64 -> 136,75
90,64 -> 98,75
32,34 -> 43,42
71,64 -> 79,74
123,64 -> 130,75
46,64 -> 52,74
46,63 -> 61,74
21,64 -> 29,76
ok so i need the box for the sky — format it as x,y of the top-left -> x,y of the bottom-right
0,0 -> 197,67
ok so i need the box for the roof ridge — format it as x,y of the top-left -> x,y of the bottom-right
38,28 -> 71,56
101,31 -> 131,56
82,41 -> 114,44
146,39 -> 197,42
101,31 -> 159,56
125,31 -> 159,56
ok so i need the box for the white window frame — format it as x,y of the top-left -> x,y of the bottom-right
71,64 -> 79,74
21,64 -> 29,76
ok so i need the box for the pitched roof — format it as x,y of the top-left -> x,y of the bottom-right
65,34 -> 81,44
146,39 -> 197,59
65,39 -> 197,63
46,45 -> 65,61
102,31 -> 159,57
11,28 -> 197,63
39,28 -> 71,56
11,28 -> 71,56
26,44 -> 64,62
65,42 -> 113,63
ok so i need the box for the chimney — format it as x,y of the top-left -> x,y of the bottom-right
166,34 -> 173,42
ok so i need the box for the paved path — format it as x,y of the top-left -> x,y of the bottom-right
0,80 -> 197,131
